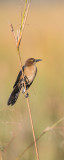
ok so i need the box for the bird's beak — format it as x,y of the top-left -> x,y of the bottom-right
35,59 -> 42,62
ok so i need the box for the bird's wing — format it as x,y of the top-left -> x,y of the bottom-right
13,66 -> 24,88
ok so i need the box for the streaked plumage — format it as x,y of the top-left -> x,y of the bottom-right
7,58 -> 42,106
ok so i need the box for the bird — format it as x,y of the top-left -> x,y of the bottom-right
7,58 -> 42,106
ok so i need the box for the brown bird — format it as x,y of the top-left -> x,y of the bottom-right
7,58 -> 42,106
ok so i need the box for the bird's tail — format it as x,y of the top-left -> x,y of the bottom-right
7,86 -> 21,106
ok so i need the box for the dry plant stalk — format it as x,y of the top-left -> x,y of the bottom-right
0,107 -> 8,112
0,151 -> 2,160
4,134 -> 16,152
17,2 -> 30,48
16,116 -> 64,160
10,1 -> 40,160
10,24 -> 17,45
0,116 -> 64,160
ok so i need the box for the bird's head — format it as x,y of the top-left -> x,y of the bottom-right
25,58 -> 42,66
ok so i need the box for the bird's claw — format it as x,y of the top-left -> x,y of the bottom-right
25,93 -> 29,98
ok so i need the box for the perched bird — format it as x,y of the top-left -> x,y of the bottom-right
7,58 -> 42,106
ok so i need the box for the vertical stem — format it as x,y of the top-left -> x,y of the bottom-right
17,49 -> 39,160
10,1 -> 40,159
27,98 -> 39,160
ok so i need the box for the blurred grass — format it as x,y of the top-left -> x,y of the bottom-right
0,2 -> 64,160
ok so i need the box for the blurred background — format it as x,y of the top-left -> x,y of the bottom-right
0,0 -> 64,160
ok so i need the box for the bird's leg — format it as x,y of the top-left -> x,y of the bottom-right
22,78 -> 26,94
22,87 -> 26,94
22,87 -> 29,98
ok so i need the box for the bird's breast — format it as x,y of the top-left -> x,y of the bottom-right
24,65 -> 37,83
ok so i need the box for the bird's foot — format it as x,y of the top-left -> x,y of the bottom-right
25,93 -> 29,98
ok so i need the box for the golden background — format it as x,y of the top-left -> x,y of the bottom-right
0,1 -> 64,160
